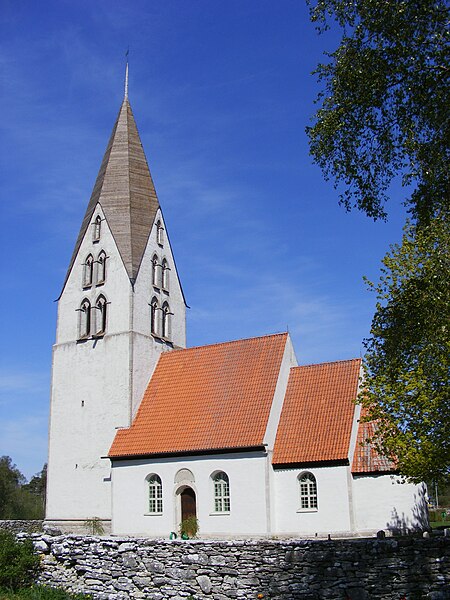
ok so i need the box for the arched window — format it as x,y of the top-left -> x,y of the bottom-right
78,299 -> 91,339
212,471 -> 230,512
150,297 -> 159,336
152,254 -> 159,287
94,295 -> 107,336
147,474 -> 163,513
161,258 -> 170,291
83,255 -> 94,288
161,302 -> 171,339
97,250 -> 107,285
156,220 -> 164,246
299,472 -> 318,510
93,215 -> 102,242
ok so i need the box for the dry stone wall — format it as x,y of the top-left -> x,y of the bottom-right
27,533 -> 450,600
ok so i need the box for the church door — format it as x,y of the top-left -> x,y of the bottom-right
181,487 -> 196,522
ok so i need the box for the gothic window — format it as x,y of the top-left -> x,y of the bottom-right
161,302 -> 171,339
161,258 -> 170,291
97,250 -> 107,285
298,472 -> 318,510
212,471 -> 230,513
156,220 -> 164,246
151,297 -> 159,336
83,255 -> 94,288
152,254 -> 159,287
147,474 -> 163,513
94,295 -> 107,336
93,215 -> 102,242
78,299 -> 91,339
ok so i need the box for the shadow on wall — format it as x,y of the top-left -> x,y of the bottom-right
386,484 -> 429,534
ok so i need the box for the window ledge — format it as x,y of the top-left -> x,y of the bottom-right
162,288 -> 169,295
93,239 -> 100,244
297,508 -> 318,513
153,285 -> 161,292
82,285 -> 92,290
209,512 -> 231,516
96,281 -> 105,287
144,512 -> 163,517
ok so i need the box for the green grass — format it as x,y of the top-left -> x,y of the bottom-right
0,586 -> 91,599
430,519 -> 450,529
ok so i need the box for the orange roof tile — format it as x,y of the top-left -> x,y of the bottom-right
272,359 -> 361,465
109,333 -> 288,458
351,412 -> 396,473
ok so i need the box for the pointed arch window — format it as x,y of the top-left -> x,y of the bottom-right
78,299 -> 91,339
212,471 -> 230,513
161,302 -> 172,339
298,472 -> 318,510
94,295 -> 107,336
93,215 -> 102,242
97,250 -> 107,285
156,220 -> 164,246
147,474 -> 163,513
150,297 -> 159,336
152,254 -> 160,288
83,255 -> 94,288
161,258 -> 170,291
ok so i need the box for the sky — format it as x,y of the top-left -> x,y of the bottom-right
0,0 -> 409,480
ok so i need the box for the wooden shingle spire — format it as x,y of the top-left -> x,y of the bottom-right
63,94 -> 160,289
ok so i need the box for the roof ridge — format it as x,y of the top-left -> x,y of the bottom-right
166,331 -> 288,355
294,357 -> 361,369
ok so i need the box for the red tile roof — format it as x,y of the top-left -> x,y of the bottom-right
352,412 -> 396,473
272,359 -> 361,465
109,333 -> 288,458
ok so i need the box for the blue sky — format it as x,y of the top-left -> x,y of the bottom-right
0,0 -> 408,480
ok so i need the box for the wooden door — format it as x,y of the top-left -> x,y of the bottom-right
181,487 -> 196,521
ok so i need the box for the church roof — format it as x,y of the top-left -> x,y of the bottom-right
109,333 -> 289,458
272,359 -> 361,466
63,97 -> 160,291
351,410 -> 396,473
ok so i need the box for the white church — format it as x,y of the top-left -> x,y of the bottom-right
45,78 -> 426,539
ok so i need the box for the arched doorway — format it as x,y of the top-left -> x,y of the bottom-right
180,486 -> 196,522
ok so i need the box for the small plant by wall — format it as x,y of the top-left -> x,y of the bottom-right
82,517 -> 104,536
179,515 -> 199,538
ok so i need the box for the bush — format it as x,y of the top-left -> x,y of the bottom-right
0,530 -> 40,591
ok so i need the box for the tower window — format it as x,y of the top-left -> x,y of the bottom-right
83,255 -> 94,288
161,258 -> 170,291
150,297 -> 159,336
152,254 -> 160,288
93,215 -> 102,242
94,295 -> 107,336
78,299 -> 91,339
161,302 -> 172,339
97,250 -> 107,285
147,474 -> 163,513
298,472 -> 318,510
212,471 -> 230,513
156,220 -> 164,246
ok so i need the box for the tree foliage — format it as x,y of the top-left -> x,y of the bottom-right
0,529 -> 40,591
0,457 -> 46,520
360,213 -> 449,483
307,0 -> 449,223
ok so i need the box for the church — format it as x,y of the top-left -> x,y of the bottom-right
45,75 -> 426,538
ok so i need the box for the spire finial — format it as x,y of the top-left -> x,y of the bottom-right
124,47 -> 129,99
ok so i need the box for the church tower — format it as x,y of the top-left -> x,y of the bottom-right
46,74 -> 186,532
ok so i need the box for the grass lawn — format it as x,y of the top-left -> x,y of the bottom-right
430,519 -> 450,529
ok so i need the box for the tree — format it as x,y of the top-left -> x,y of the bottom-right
306,0 -> 450,482
360,214 -> 449,483
306,0 -> 449,224
0,457 -> 46,519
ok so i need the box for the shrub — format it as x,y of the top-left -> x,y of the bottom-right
179,516 -> 199,539
0,585 -> 91,598
0,530 -> 40,591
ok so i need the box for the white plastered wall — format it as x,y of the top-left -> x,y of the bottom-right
352,475 -> 427,534
273,465 -> 353,536
111,452 -> 271,538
